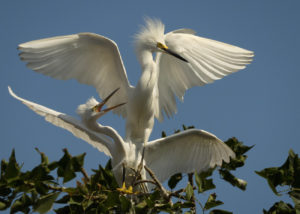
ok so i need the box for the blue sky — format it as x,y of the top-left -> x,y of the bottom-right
1,1 -> 300,213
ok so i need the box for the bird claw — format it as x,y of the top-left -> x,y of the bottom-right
117,182 -> 136,194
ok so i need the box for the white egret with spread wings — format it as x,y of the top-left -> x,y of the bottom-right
9,86 -> 235,189
13,18 -> 253,187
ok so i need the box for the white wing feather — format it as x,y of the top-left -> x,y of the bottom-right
155,30 -> 254,120
144,129 -> 235,183
18,33 -> 133,118
8,86 -> 116,158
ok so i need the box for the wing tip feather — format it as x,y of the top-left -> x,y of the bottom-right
8,86 -> 20,101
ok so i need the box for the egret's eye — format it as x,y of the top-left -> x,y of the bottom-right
92,105 -> 100,112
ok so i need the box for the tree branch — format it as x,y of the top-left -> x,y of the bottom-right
80,167 -> 90,182
144,165 -> 171,203
188,172 -> 196,213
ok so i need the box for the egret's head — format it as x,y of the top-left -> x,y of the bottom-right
135,18 -> 188,62
76,97 -> 103,121
135,18 -> 165,52
76,88 -> 126,122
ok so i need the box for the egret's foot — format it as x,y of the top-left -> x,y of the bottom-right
117,182 -> 135,194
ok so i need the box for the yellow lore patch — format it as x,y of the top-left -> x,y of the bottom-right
157,42 -> 168,50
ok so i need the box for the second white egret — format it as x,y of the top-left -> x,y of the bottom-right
9,86 -> 235,189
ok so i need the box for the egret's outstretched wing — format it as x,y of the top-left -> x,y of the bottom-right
8,86 -> 124,158
18,33 -> 133,117
155,30 -> 254,120
144,129 -> 235,183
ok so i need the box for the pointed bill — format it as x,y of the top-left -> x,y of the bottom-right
157,42 -> 188,63
93,88 -> 126,113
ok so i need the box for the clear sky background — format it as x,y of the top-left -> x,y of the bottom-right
1,1 -> 300,213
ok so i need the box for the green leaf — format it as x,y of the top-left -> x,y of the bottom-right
0,186 -> 11,196
54,205 -> 70,214
219,169 -> 247,191
182,124 -> 194,130
263,201 -> 295,214
11,199 -> 25,213
181,201 -> 195,208
76,181 -> 88,195
68,195 -> 83,206
64,187 -> 78,195
174,129 -> 180,134
154,202 -> 172,211
168,173 -> 182,189
55,194 -> 70,204
1,159 -> 8,178
63,162 -> 76,183
255,169 -> 281,195
57,149 -> 77,183
119,195 -> 131,212
149,190 -> 161,202
35,182 -> 49,195
104,192 -> 120,209
35,148 -> 49,165
10,193 -> 32,213
209,209 -> 233,214
4,149 -> 20,181
34,192 -> 60,214
99,165 -> 118,189
0,201 -> 6,210
30,165 -> 51,182
105,159 -> 112,170
204,193 -> 223,210
222,137 -> 253,171
48,161 -> 59,171
185,182 -> 194,200
68,203 -> 84,213
136,200 -> 147,209
289,190 -> 300,208
224,137 -> 253,157
145,197 -> 155,208
72,153 -> 86,171
256,149 -> 300,196
82,198 -> 93,211
195,170 -> 216,193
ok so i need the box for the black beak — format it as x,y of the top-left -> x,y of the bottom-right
162,48 -> 188,63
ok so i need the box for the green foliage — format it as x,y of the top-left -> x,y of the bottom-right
209,209 -> 233,214
263,201 -> 295,214
185,182 -> 194,200
256,149 -> 300,213
34,192 -> 60,213
168,173 -> 182,189
220,137 -> 253,190
195,168 -> 216,193
204,193 -> 223,210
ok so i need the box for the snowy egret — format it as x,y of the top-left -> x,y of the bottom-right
8,86 -> 235,188
18,18 -> 254,145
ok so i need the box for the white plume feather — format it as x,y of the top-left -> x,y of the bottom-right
76,97 -> 98,118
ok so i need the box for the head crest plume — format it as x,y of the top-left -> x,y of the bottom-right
134,18 -> 165,48
76,97 -> 98,117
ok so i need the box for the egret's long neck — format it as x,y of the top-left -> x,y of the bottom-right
137,50 -> 157,91
85,119 -> 124,156
125,49 -> 157,144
